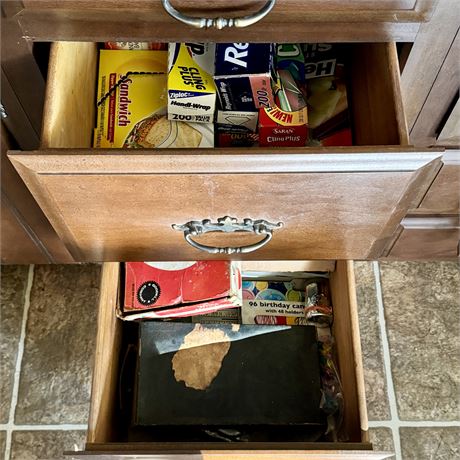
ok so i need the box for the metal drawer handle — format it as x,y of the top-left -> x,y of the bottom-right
172,216 -> 283,254
161,0 -> 276,29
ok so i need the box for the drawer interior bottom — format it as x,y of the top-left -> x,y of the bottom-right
42,41 -> 406,150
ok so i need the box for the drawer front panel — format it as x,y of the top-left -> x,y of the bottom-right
16,1 -> 435,42
66,451 -> 394,459
387,215 -> 460,260
417,150 -> 460,213
9,151 -> 441,262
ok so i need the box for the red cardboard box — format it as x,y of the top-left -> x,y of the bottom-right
120,261 -> 242,320
258,106 -> 308,147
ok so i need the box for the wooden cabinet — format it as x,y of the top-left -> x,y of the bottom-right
1,122 -> 73,264
63,261 -> 393,460
8,41 -> 442,262
386,150 -> 460,260
14,0 -> 437,42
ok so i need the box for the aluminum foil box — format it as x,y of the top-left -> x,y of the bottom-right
214,43 -> 275,111
120,261 -> 242,320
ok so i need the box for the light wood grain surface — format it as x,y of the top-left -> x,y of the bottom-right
15,0 -> 436,42
8,151 -> 441,261
417,150 -> 460,213
401,0 -> 459,143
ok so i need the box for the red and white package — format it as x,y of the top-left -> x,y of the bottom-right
119,261 -> 242,320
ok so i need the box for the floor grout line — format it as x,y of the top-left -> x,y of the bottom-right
0,424 -> 88,431
4,265 -> 34,460
373,261 -> 402,460
369,420 -> 460,428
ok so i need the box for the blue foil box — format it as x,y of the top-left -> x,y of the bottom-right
214,43 -> 275,111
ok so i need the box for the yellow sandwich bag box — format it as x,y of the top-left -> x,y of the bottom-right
94,49 -> 213,148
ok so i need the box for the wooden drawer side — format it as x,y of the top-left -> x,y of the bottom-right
330,261 -> 368,443
87,262 -> 123,444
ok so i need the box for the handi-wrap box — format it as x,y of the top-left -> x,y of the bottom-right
214,43 -> 275,112
120,261 -> 242,320
167,43 -> 217,123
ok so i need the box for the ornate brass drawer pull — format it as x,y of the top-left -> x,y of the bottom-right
172,216 -> 283,254
161,0 -> 276,29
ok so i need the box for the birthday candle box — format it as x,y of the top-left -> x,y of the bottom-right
241,279 -> 309,325
120,261 -> 242,320
214,43 -> 275,112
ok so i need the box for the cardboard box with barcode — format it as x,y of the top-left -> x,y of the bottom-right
167,43 -> 217,124
94,49 -> 213,148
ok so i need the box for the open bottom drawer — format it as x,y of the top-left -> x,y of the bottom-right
65,261 -> 392,459
9,42 -> 442,262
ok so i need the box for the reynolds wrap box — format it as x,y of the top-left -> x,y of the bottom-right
214,43 -> 275,111
94,49 -> 213,148
216,128 -> 259,147
120,261 -> 242,320
168,43 -> 217,123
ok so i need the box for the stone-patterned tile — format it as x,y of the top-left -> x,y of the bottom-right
400,427 -> 460,460
11,430 -> 86,460
0,431 -> 6,458
0,265 -> 29,423
15,265 -> 100,424
368,427 -> 395,456
354,262 -> 390,420
380,261 -> 460,420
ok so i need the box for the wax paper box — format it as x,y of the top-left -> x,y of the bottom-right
120,261 -> 242,320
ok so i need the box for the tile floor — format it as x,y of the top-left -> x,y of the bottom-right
0,262 -> 459,460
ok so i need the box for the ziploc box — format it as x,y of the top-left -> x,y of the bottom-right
168,43 -> 217,123
214,43 -> 275,111
93,49 -> 167,148
94,49 -> 214,148
120,261 -> 242,320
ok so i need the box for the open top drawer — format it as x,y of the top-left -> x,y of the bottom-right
66,260 -> 393,459
8,41 -> 442,262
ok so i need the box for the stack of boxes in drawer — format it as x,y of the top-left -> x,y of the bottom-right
118,260 -> 343,442
93,42 -> 352,149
